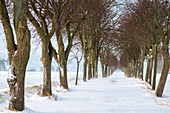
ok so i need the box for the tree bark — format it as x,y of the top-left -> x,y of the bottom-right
88,49 -> 92,80
75,61 -> 79,85
88,60 -> 92,80
92,52 -> 95,78
145,49 -> 152,82
139,48 -> 144,80
83,49 -> 88,81
57,33 -> 68,89
41,40 -> 52,96
152,44 -> 158,90
59,61 -> 68,89
156,45 -> 169,97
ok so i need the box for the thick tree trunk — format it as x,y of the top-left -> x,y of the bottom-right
127,63 -> 131,77
139,48 -> 144,80
148,47 -> 154,85
156,45 -> 169,97
88,61 -> 92,80
9,29 -> 30,111
140,60 -> 144,80
58,53 -> 68,89
153,0 -> 169,97
42,63 -> 52,96
75,61 -> 79,85
83,49 -> 88,81
5,0 -> 31,111
88,50 -> 92,80
145,54 -> 151,82
7,70 -> 26,111
59,60 -> 68,89
7,23 -> 30,111
92,53 -> 95,78
41,40 -> 52,96
56,32 -> 69,89
152,45 -> 158,90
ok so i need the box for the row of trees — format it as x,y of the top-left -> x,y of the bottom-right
118,0 -> 169,97
0,0 -> 119,111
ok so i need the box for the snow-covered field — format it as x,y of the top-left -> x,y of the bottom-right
0,72 -> 84,91
0,71 -> 170,113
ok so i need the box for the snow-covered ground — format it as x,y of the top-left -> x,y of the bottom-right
0,72 -> 84,91
0,71 -> 170,113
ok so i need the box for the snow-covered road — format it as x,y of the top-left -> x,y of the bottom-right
1,72 -> 170,113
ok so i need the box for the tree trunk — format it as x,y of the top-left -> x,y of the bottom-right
145,52 -> 152,82
95,56 -> 98,78
58,48 -> 68,89
92,52 -> 95,78
88,50 -> 92,80
148,47 -> 154,85
88,61 -> 92,80
59,61 -> 68,89
152,44 -> 158,90
75,61 -> 79,85
134,60 -> 138,78
105,64 -> 108,77
4,0 -> 31,111
83,49 -> 88,81
154,0 -> 169,97
7,70 -> 26,111
10,27 -> 30,111
156,45 -> 169,97
41,40 -> 52,96
127,63 -> 131,77
139,48 -> 144,80
56,31 -> 69,89
140,60 -> 144,80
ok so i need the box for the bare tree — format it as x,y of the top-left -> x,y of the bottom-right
0,0 -> 30,111
70,42 -> 83,85
26,0 -> 57,96
154,0 -> 170,97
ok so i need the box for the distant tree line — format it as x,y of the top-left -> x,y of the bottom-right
118,0 -> 169,97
